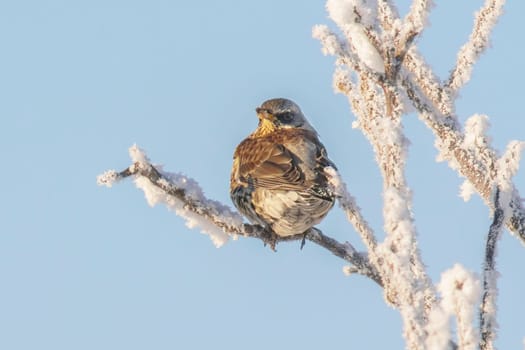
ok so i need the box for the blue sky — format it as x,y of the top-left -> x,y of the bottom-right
1,1 -> 524,349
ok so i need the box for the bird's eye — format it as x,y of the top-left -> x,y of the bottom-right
278,112 -> 294,123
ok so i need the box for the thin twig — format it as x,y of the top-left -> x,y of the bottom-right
446,0 -> 506,93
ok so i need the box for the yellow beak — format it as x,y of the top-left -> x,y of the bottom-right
255,107 -> 275,122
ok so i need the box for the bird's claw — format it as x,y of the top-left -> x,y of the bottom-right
261,228 -> 279,251
300,231 -> 307,250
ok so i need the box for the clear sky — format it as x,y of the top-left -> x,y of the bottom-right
1,1 -> 524,349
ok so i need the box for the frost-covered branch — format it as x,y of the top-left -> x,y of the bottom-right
317,3 -> 443,349
326,166 -> 378,253
97,146 -> 382,286
446,0 -> 505,94
396,0 -> 525,245
401,74 -> 525,244
479,188 -> 505,350
435,264 -> 481,350
315,0 -> 523,348
403,47 -> 453,117
325,0 -> 385,74
398,0 -> 525,244
402,0 -> 432,36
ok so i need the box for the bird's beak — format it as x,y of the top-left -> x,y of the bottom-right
256,107 -> 275,121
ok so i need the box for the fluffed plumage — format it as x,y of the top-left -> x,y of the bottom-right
230,98 -> 337,237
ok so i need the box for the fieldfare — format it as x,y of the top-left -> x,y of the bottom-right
230,98 -> 337,244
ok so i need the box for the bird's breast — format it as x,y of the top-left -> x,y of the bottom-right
251,188 -> 334,236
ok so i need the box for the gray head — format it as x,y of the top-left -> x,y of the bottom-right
255,98 -> 316,133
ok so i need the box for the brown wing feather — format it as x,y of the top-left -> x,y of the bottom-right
234,137 -> 305,191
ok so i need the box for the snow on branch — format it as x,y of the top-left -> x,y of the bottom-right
398,1 -> 525,245
497,141 -> 525,195
403,47 -> 453,117
325,0 -> 385,73
97,145 -> 382,285
312,25 -> 349,58
402,0 -> 433,36
438,264 -> 481,350
376,0 -> 397,30
463,114 -> 492,151
98,147 -> 239,247
325,166 -> 378,252
425,302 -> 452,350
446,0 -> 506,94
401,74 -> 525,244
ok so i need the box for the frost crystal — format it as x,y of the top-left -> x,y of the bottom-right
129,143 -> 150,165
96,170 -> 118,187
463,114 -> 490,150
497,141 -> 525,192
326,0 -> 359,27
438,264 -> 481,350
326,0 -> 378,28
325,0 -> 384,73
425,305 -> 451,350
342,265 -> 355,276
312,25 -> 349,58
346,23 -> 385,73
494,140 -> 525,220
459,180 -> 476,202
439,264 -> 480,315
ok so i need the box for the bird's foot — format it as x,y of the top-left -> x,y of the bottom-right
261,228 -> 280,252
242,224 -> 280,251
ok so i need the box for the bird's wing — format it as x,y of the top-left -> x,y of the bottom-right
234,137 -> 306,191
306,133 -> 338,200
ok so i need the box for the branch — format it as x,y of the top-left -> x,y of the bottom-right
377,0 -> 397,32
437,264 -> 481,350
402,0 -> 433,36
399,1 -> 525,246
398,1 -> 525,247
446,0 -> 506,94
401,75 -> 525,244
325,167 -> 378,253
97,146 -> 383,286
403,47 -> 454,117
479,188 -> 504,350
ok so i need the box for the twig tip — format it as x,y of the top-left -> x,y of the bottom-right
96,170 -> 119,187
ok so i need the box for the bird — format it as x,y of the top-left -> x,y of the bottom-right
230,98 -> 337,246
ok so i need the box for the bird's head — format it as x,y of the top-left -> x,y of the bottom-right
254,98 -> 316,136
